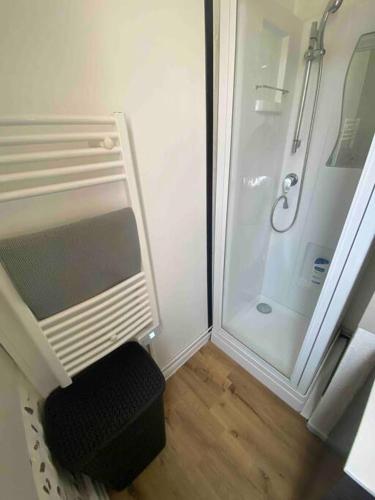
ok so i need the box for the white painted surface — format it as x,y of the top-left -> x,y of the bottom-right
0,347 -> 38,500
301,335 -> 348,419
0,264 -> 68,395
345,378 -> 375,496
307,327 -> 375,439
213,0 -> 237,337
162,327 -> 211,380
342,246 -> 375,333
0,0 -> 208,369
360,288 -> 375,334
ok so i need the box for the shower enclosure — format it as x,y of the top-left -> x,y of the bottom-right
213,0 -> 375,410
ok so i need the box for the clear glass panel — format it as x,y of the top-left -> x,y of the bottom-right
327,32 -> 375,168
222,0 -> 375,378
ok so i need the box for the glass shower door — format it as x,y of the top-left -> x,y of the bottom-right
220,0 -> 375,382
222,0 -> 306,378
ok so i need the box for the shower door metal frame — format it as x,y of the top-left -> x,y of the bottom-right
292,140 -> 375,393
212,0 -> 375,411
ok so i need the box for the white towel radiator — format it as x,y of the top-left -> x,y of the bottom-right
0,113 -> 159,396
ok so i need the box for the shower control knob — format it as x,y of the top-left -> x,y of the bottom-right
283,173 -> 298,193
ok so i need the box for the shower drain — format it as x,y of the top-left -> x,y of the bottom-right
256,302 -> 272,314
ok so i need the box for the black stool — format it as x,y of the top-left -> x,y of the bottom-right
44,342 -> 166,490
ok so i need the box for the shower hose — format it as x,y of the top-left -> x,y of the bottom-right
271,57 -> 324,233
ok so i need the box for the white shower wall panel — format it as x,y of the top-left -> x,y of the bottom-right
223,0 -> 303,323
261,0 -> 375,318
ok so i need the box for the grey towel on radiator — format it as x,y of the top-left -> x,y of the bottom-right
0,208 -> 141,320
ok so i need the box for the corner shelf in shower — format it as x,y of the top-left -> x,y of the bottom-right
255,84 -> 289,114
255,99 -> 283,114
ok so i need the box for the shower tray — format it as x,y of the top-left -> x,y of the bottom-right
224,296 -> 309,377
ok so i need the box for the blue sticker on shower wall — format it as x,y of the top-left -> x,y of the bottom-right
311,257 -> 330,286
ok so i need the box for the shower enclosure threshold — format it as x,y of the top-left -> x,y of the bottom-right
224,296 -> 309,377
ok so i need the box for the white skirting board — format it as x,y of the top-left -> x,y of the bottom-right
161,327 -> 212,380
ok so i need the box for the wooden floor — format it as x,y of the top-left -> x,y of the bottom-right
111,342 -> 342,500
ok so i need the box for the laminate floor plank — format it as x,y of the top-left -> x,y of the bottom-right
110,342 -> 342,500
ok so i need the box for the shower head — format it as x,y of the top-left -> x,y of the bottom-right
317,0 -> 343,50
325,0 -> 343,14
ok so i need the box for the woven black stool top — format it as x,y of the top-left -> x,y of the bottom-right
44,342 -> 165,470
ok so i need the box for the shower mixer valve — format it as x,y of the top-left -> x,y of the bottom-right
282,173 -> 298,194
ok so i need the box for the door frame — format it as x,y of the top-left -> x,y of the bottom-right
212,0 -> 307,411
212,0 -> 375,410
293,145 -> 375,392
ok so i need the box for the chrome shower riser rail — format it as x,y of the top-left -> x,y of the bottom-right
291,58 -> 313,154
271,58 -> 324,233
271,0 -> 343,232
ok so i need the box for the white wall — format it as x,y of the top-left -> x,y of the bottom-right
0,346 -> 108,499
360,290 -> 375,334
0,347 -> 38,500
0,0 -> 208,369
342,243 -> 375,333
